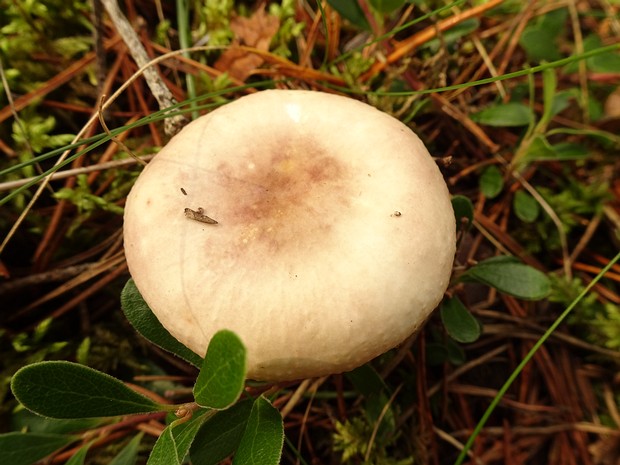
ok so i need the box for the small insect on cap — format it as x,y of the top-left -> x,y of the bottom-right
123,90 -> 456,382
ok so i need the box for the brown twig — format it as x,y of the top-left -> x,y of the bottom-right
101,0 -> 188,135
360,0 -> 506,81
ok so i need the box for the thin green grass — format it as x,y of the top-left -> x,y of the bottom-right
0,80 -> 278,206
454,250 -> 620,465
331,43 -> 620,96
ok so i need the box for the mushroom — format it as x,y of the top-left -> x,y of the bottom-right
123,90 -> 455,382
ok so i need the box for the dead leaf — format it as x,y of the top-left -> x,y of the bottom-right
215,7 -> 280,81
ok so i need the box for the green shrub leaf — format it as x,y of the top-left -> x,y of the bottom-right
513,190 -> 540,223
325,0 -> 370,30
232,397 -> 284,465
190,399 -> 254,465
471,102 -> 534,127
480,165 -> 504,199
452,195 -> 474,231
521,134 -> 557,162
0,432 -> 75,465
519,7 -> 566,63
551,142 -> 590,160
65,442 -> 91,465
346,364 -> 389,398
194,330 -> 246,409
109,433 -> 144,465
147,410 -> 208,465
11,361 -> 163,418
461,256 -> 551,300
441,297 -> 481,343
10,409 -> 102,434
121,279 -> 203,367
368,0 -> 405,14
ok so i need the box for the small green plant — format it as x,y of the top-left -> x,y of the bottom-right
4,281 -> 284,465
552,274 -> 620,351
268,0 -> 306,58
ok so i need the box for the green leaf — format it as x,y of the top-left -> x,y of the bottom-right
326,0 -> 370,30
539,7 -> 568,36
427,339 -> 466,366
232,397 -> 284,465
538,67 -> 557,129
0,432 -> 75,465
472,102 -> 534,127
521,134 -> 556,162
109,433 -> 144,465
451,195 -> 474,231
551,142 -> 590,160
519,8 -> 567,63
565,35 -> 620,73
148,410 -> 209,465
461,256 -> 551,300
480,165 -> 504,199
65,442 -> 91,465
346,364 -> 389,398
346,366 -> 394,441
520,28 -> 561,62
121,279 -> 203,368
550,90 -> 575,117
441,297 -> 481,343
10,409 -> 102,434
513,190 -> 540,223
368,0 -> 405,13
425,343 -> 449,366
11,361 -> 163,419
194,330 -> 247,410
588,47 -> 620,72
446,338 -> 466,365
190,399 -> 254,465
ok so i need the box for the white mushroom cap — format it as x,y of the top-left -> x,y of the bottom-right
123,90 -> 455,382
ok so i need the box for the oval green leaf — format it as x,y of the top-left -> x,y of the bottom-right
513,190 -> 540,223
148,409 -> 209,465
461,256 -> 551,300
0,432 -> 76,465
480,165 -> 504,199
121,279 -> 203,367
190,399 -> 254,465
194,330 -> 247,410
519,27 -> 561,62
472,102 -> 534,127
11,361 -> 163,418
451,195 -> 474,231
232,397 -> 284,465
440,297 -> 481,343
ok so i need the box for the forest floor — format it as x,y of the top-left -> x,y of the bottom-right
1,1 -> 620,464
